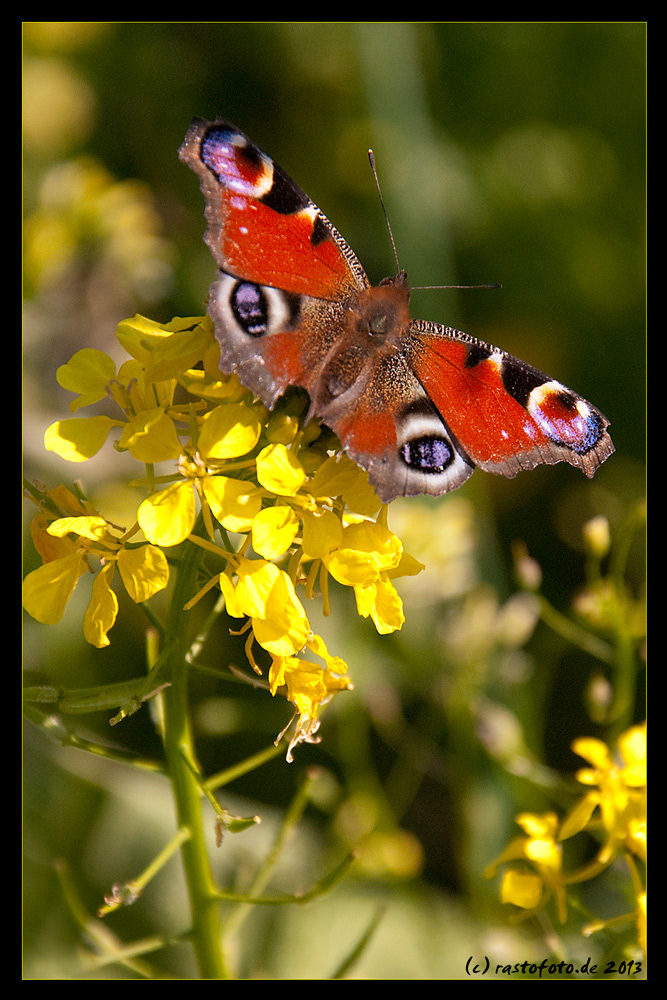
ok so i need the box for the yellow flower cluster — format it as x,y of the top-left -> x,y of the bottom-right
562,724 -> 646,871
485,723 -> 646,948
24,314 -> 423,758
23,484 -> 169,648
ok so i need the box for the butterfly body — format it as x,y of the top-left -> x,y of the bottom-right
180,118 -> 613,502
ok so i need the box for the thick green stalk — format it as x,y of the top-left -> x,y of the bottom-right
161,536 -> 226,979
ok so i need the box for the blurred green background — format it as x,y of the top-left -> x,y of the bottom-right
23,23 -> 645,979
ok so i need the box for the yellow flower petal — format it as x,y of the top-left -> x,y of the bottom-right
197,403 -> 261,459
301,509 -> 342,559
22,552 -> 88,624
117,544 -> 169,602
235,560 -> 310,655
120,408 -> 183,463
142,326 -> 210,382
256,443 -> 306,496
572,736 -> 612,771
619,724 -> 647,785
179,367 -> 248,403
83,563 -> 118,647
525,837 -> 561,869
306,633 -> 348,675
56,348 -> 117,411
138,480 -> 196,546
354,577 -> 405,634
251,506 -> 300,559
202,475 -> 262,532
308,454 -> 377,510
253,614 -> 310,656
115,315 -> 210,381
44,415 -> 122,462
218,572 -> 245,618
501,869 -> 543,909
324,521 -> 402,588
559,793 -> 600,841
47,515 -> 109,542
266,412 -> 300,445
516,812 -> 559,839
115,314 -> 182,360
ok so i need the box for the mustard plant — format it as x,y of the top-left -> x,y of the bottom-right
483,513 -> 646,976
23,312 -> 424,978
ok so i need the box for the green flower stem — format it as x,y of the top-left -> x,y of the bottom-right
537,595 -> 614,665
98,826 -> 192,917
22,702 -> 164,772
205,742 -> 282,791
224,767 -> 316,941
55,859 -> 164,979
160,534 -> 226,980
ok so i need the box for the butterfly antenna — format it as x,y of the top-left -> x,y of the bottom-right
368,150 -> 500,292
368,149 -> 402,275
415,282 -> 502,291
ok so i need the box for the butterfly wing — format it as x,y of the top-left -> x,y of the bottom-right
180,118 -> 368,405
179,118 -> 368,300
205,270 -> 352,407
314,342 -> 476,501
405,320 -> 614,480
319,318 -> 614,503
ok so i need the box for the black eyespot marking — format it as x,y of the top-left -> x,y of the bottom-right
552,389 -> 577,411
236,136 -> 264,172
201,127 -> 266,182
401,435 -> 453,473
231,282 -> 268,337
225,279 -> 301,340
282,289 -> 302,328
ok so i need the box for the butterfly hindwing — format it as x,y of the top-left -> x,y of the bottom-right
207,269 -> 350,408
320,356 -> 476,501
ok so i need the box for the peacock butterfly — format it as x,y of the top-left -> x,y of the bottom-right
179,118 -> 614,503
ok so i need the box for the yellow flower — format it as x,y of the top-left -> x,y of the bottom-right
115,313 -> 212,382
354,575 -> 406,635
500,869 -> 543,911
320,516 -> 423,635
307,454 -> 381,517
323,519 -> 402,588
196,402 -> 263,459
198,438 -> 424,639
202,551 -> 353,759
269,634 -> 352,761
219,558 -> 311,658
27,312 -> 426,762
485,811 -> 567,922
23,487 -> 169,648
251,505 -> 300,560
561,723 -> 647,867
45,315 -> 214,465
137,404 -> 263,547
54,347 -> 118,411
